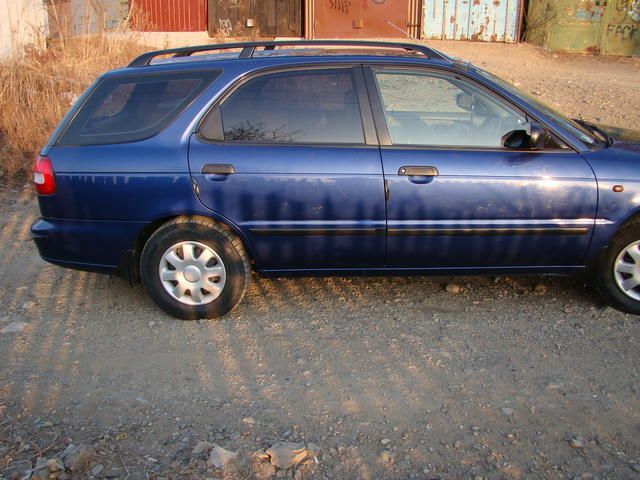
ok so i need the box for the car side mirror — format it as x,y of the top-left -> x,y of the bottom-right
528,122 -> 545,150
502,122 -> 546,150
456,92 -> 473,111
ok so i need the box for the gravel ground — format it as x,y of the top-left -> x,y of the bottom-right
1,42 -> 640,480
429,40 -> 640,131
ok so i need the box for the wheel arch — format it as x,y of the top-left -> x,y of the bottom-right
585,207 -> 640,275
120,213 -> 256,285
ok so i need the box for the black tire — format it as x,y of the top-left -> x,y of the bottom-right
140,217 -> 250,320
596,217 -> 640,315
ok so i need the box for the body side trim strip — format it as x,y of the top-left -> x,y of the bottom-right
248,226 -> 590,236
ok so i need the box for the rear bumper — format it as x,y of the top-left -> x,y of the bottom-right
31,217 -> 146,278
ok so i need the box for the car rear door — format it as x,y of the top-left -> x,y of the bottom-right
364,65 -> 597,268
188,65 -> 386,271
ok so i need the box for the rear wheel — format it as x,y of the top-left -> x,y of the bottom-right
140,217 -> 249,320
597,220 -> 640,315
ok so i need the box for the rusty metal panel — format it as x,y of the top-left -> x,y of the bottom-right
133,0 -> 207,31
526,0 -> 604,52
312,0 -> 413,38
424,0 -> 520,41
207,0 -> 301,37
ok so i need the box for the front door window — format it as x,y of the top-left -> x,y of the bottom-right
374,70 -> 527,147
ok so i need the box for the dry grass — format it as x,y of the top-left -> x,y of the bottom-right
0,35 -> 146,179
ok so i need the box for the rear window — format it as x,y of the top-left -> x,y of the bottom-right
58,70 -> 219,146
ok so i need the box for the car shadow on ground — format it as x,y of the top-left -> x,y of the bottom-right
1,187 -> 639,479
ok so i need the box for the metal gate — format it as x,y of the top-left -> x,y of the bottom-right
599,0 -> 639,55
423,0 -> 521,42
311,0 -> 421,38
207,0 -> 302,37
525,0 -> 639,55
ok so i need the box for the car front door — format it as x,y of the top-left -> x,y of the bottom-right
364,66 -> 597,268
188,66 -> 386,271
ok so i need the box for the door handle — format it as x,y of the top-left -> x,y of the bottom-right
202,164 -> 235,175
398,166 -> 439,176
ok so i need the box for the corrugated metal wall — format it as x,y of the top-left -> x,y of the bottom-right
132,0 -> 207,31
0,0 -> 48,60
423,0 -> 521,42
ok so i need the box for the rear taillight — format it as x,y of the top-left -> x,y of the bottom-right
33,155 -> 56,195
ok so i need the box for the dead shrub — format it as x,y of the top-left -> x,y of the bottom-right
0,35 -> 146,179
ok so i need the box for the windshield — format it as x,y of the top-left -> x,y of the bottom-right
476,69 -> 597,146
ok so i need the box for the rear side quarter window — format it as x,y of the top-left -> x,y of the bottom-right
58,70 -> 220,146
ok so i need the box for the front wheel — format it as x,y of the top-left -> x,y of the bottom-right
597,221 -> 640,315
140,217 -> 250,320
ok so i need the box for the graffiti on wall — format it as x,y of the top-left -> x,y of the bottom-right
611,0 -> 639,20
627,0 -> 640,21
328,0 -> 352,14
218,18 -> 233,36
604,0 -> 639,46
606,23 -> 638,39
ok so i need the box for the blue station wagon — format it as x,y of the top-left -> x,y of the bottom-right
31,40 -> 640,319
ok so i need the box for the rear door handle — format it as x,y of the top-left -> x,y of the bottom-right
398,166 -> 439,176
202,164 -> 235,175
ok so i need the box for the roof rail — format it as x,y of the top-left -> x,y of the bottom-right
128,40 -> 451,67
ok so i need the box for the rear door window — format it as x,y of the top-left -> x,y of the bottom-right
200,68 -> 365,144
58,70 -> 219,146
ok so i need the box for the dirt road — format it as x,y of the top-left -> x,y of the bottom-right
1,41 -> 640,480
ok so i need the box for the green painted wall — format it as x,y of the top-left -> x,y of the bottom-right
526,0 -> 639,55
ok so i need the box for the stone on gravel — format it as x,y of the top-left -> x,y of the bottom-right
253,460 -> 276,480
62,444 -> 96,472
534,283 -> 548,293
46,457 -> 64,472
31,457 -> 50,480
378,450 -> 394,464
207,444 -> 238,469
0,322 -> 28,334
3,459 -> 31,480
91,463 -> 104,476
192,440 -> 215,455
253,449 -> 271,463
242,416 -> 256,425
445,284 -> 462,294
501,407 -> 514,416
265,442 -> 309,469
380,438 -> 391,446
570,436 -> 585,448
307,443 -> 321,459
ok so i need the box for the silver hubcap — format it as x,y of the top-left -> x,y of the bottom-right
159,241 -> 226,306
613,239 -> 640,301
